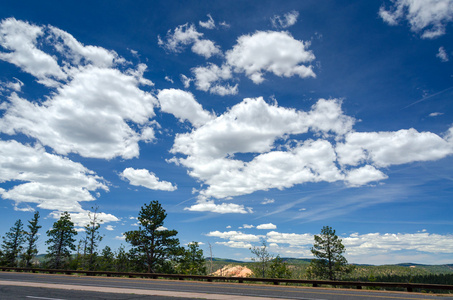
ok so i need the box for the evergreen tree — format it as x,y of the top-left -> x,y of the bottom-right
22,211 -> 41,267
84,206 -> 103,270
99,245 -> 115,271
250,240 -> 273,278
309,226 -> 349,280
45,212 -> 77,269
115,244 -> 129,272
267,255 -> 292,279
124,200 -> 181,273
1,219 -> 25,267
176,242 -> 206,275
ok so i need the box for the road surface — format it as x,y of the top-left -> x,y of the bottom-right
0,271 -> 452,300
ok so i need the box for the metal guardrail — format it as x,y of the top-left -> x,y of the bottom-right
1,266 -> 452,293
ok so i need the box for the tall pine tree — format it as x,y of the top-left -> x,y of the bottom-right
46,212 -> 77,269
84,206 -> 103,270
1,219 -> 25,267
125,200 -> 181,273
309,226 -> 349,280
22,211 -> 41,267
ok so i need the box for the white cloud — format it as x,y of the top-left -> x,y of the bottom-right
191,63 -> 236,95
429,112 -> 444,117
345,165 -> 388,187
120,167 -> 177,191
266,231 -> 313,247
437,46 -> 449,62
216,241 -> 252,248
60,211 -> 119,228
379,0 -> 453,39
192,39 -> 221,59
206,230 -> 262,242
0,139 -> 108,213
49,25 -> 121,68
180,74 -> 192,88
0,19 -> 158,160
242,224 -> 255,229
158,23 -> 202,52
271,11 -> 299,28
337,129 -> 453,168
256,223 -> 277,230
115,234 -> 126,241
0,68 -> 156,159
344,232 -> 453,256
226,31 -> 315,84
185,200 -> 250,214
157,89 -> 214,127
105,225 -> 115,231
164,76 -> 174,83
261,198 -> 275,205
199,14 -> 216,29
159,23 -> 221,58
171,98 -> 354,199
0,18 -> 67,87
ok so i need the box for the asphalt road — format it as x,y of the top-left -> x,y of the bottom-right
0,271 -> 452,300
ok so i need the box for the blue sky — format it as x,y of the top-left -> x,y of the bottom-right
0,0 -> 453,265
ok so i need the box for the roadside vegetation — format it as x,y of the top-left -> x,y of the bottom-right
1,200 -> 452,293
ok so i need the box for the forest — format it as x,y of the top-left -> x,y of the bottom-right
1,200 -> 452,293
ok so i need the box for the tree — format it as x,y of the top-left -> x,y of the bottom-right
124,200 -> 181,273
22,211 -> 41,267
45,211 -> 78,269
99,245 -> 115,271
267,255 -> 292,279
309,226 -> 349,280
115,244 -> 129,272
84,206 -> 103,270
250,240 -> 273,278
1,219 -> 25,267
176,242 -> 206,275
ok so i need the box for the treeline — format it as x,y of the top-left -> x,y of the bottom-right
1,201 -> 452,291
0,201 -> 206,275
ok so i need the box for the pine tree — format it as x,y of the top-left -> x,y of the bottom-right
22,211 -> 41,268
84,206 -> 103,270
1,219 -> 25,267
267,255 -> 292,279
250,240 -> 273,278
45,212 -> 77,269
177,242 -> 206,275
309,226 -> 349,280
124,200 -> 181,273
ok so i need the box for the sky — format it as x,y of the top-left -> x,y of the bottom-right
0,0 -> 453,266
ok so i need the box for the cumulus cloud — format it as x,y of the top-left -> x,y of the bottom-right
344,232 -> 453,256
158,89 -> 214,127
159,23 -> 221,58
169,95 -> 453,205
171,97 -> 357,200
199,14 -> 216,29
437,46 -> 449,62
120,167 -> 177,191
271,11 -> 299,28
336,129 -> 453,167
226,31 -> 315,84
256,223 -> 277,230
184,200 -> 250,214
0,19 -> 157,160
0,139 -> 114,219
191,63 -> 237,95
379,0 -> 453,39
